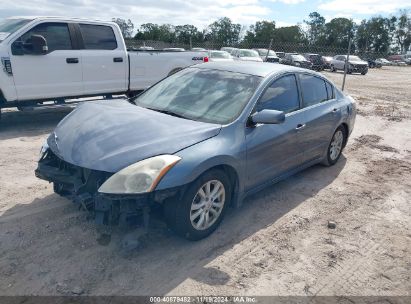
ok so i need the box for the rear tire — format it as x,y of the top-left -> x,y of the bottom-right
331,65 -> 336,72
322,126 -> 347,167
164,169 -> 231,241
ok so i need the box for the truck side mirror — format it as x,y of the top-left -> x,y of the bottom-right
31,35 -> 48,55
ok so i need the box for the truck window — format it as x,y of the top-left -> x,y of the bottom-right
79,24 -> 117,50
20,22 -> 72,52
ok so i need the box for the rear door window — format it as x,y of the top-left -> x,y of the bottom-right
79,24 -> 117,50
299,74 -> 328,107
256,74 -> 300,113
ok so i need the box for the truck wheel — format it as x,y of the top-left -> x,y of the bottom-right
164,169 -> 231,241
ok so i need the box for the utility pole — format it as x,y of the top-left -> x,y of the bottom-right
265,39 -> 273,62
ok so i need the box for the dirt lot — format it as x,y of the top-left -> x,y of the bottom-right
0,66 -> 410,297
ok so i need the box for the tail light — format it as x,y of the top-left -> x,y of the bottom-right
203,56 -> 209,63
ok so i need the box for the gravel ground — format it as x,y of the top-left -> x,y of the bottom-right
0,66 -> 410,296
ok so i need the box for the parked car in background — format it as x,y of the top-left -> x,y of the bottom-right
208,50 -> 233,62
281,53 -> 312,69
322,56 -> 333,69
392,60 -> 407,66
163,47 -> 185,52
192,47 -> 207,51
365,58 -> 382,68
276,51 -> 285,59
0,17 -> 208,117
304,53 -> 324,71
138,46 -> 154,51
375,58 -> 392,66
254,48 -> 280,63
36,62 -> 356,240
220,47 -> 238,55
330,55 -> 368,75
231,49 -> 263,62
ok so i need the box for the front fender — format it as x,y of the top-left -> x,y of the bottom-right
156,124 -> 247,195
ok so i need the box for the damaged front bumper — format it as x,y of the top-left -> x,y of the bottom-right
35,149 -> 182,227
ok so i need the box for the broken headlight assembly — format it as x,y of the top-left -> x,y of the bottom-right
98,155 -> 181,194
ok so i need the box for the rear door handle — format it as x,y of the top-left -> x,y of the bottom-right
295,123 -> 306,130
66,58 -> 79,64
331,108 -> 340,114
113,57 -> 123,62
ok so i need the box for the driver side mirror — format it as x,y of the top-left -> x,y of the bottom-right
250,109 -> 285,125
30,35 -> 48,55
11,34 -> 48,56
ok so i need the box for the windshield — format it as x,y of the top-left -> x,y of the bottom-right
211,51 -> 231,59
133,68 -> 261,124
0,18 -> 32,42
257,49 -> 276,56
239,50 -> 259,57
291,55 -> 306,61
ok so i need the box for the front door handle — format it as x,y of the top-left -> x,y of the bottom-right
113,57 -> 123,62
331,108 -> 340,114
295,123 -> 306,130
66,58 -> 79,64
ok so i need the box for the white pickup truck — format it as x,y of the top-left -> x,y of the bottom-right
0,17 -> 208,116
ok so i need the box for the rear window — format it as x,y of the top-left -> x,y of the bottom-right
79,24 -> 117,50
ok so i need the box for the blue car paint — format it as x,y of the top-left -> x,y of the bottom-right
49,100 -> 221,172
46,62 -> 356,207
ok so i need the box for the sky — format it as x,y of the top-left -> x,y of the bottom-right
1,0 -> 411,29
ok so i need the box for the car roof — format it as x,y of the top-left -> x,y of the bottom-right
193,61 -> 309,77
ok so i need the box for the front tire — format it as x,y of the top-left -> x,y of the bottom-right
164,169 -> 231,241
323,126 -> 346,166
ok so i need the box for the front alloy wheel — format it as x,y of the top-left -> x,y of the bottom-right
164,169 -> 231,240
190,180 -> 225,231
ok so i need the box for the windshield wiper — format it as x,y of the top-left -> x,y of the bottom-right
145,107 -> 188,119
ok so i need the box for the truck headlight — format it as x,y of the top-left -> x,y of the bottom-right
98,155 -> 181,194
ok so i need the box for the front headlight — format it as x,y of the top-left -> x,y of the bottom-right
39,140 -> 49,160
98,155 -> 181,194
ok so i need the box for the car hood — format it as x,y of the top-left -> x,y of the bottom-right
348,60 -> 367,65
48,99 -> 222,172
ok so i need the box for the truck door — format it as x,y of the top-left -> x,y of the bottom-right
10,22 -> 83,101
78,23 -> 127,95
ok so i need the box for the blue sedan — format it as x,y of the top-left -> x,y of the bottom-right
36,62 -> 356,240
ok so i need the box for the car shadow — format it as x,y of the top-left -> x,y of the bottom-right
0,156 -> 347,295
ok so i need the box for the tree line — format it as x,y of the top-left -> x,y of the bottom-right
112,10 -> 411,55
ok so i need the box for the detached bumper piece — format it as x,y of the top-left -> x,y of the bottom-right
35,150 -> 179,227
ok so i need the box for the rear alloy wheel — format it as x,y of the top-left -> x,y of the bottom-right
164,169 -> 231,240
323,126 -> 346,166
